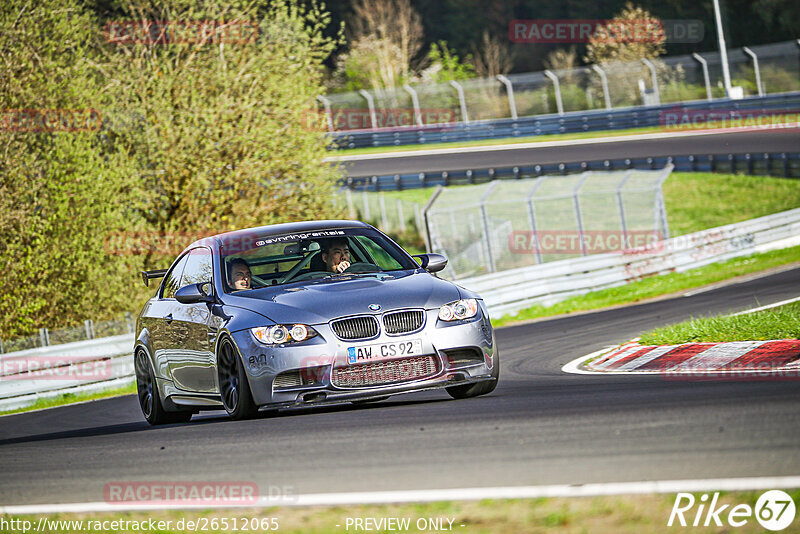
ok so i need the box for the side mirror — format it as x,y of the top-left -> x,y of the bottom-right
176,282 -> 213,304
413,253 -> 448,273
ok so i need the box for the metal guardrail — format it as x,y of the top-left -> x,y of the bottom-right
332,92 -> 800,149
345,152 -> 800,192
459,208 -> 800,317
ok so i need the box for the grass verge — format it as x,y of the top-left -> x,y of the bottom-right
638,301 -> 800,345
2,491 -> 796,533
491,246 -> 800,328
0,383 -> 136,417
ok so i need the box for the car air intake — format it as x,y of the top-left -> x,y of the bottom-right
383,309 -> 425,334
332,355 -> 439,387
330,315 -> 379,340
443,348 -> 484,366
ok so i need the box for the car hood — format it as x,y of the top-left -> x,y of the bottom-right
222,271 -> 462,325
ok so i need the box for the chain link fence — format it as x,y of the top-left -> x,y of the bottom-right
426,166 -> 673,279
0,314 -> 135,354
323,41 -> 800,130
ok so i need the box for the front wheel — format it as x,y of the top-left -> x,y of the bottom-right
446,350 -> 500,399
134,350 -> 192,425
217,337 -> 258,420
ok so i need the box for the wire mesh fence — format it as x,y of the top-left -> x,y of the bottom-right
323,40 -> 800,130
426,166 -> 673,280
0,314 -> 135,354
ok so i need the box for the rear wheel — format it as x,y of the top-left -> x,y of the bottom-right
446,350 -> 500,399
135,350 -> 192,425
217,337 -> 258,420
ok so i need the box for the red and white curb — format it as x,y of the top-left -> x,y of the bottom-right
585,339 -> 800,376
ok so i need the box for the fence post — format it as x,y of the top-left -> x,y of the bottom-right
641,59 -> 661,105
125,312 -> 134,335
0,337 -> 4,354
358,89 -> 378,130
478,182 -> 499,273
379,193 -> 389,230
449,81 -> 469,124
572,172 -> 592,256
84,319 -> 95,340
543,70 -> 564,115
397,200 -> 406,232
346,188 -> 355,218
692,53 -> 713,101
591,65 -> 612,110
402,84 -> 423,127
496,74 -> 518,120
39,328 -> 50,347
422,186 -> 444,253
414,203 -> 424,239
615,170 -> 635,248
362,190 -> 370,220
742,47 -> 764,96
526,176 -> 549,265
316,95 -> 335,132
657,164 -> 674,240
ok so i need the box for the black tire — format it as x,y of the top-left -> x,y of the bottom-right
446,350 -> 500,399
134,350 -> 192,425
217,337 -> 258,420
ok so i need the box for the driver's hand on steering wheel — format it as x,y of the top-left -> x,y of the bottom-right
335,260 -> 351,273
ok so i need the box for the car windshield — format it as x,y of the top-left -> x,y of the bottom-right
219,227 -> 418,292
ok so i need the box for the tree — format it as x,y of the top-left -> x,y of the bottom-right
472,30 -> 513,78
584,2 -> 666,65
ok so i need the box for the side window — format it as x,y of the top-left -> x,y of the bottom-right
354,236 -> 403,270
161,253 -> 190,299
181,248 -> 213,288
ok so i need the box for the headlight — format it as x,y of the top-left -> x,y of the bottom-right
438,299 -> 479,321
251,324 -> 317,344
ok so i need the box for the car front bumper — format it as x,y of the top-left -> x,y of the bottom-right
229,304 -> 496,408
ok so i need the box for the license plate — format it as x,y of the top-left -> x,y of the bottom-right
347,339 -> 423,364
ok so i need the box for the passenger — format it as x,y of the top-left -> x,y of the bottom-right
229,258 -> 252,290
322,238 -> 351,273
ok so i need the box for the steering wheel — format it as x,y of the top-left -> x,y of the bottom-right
279,250 -> 321,284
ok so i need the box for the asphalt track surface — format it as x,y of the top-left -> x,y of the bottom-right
338,128 -> 800,176
1,266 -> 799,506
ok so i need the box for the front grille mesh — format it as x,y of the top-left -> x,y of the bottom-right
383,310 -> 425,334
332,355 -> 438,387
330,316 -> 379,340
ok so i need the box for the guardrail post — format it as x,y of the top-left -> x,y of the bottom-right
478,182 -> 499,272
316,95 -> 335,132
402,84 -> 424,127
449,81 -> 469,124
496,75 -> 518,120
84,319 -> 95,340
742,47 -> 764,96
543,70 -> 564,115
641,59 -> 661,105
692,53 -> 713,101
573,172 -> 592,256
591,65 -> 612,110
358,89 -> 378,130
39,328 -> 50,347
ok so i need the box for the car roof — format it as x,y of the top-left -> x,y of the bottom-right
187,220 -> 373,250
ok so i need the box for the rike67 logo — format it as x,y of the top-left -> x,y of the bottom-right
668,490 -> 796,530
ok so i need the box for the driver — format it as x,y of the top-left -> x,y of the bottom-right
228,258 -> 252,290
322,238 -> 351,273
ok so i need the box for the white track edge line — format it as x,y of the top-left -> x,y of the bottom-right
326,124 -> 800,162
4,476 -> 800,514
